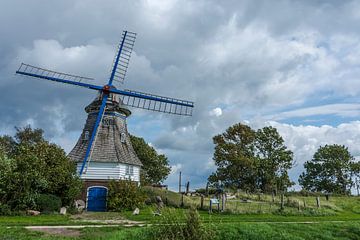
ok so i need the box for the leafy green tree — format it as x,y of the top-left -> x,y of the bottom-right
299,144 -> 357,194
0,126 -> 81,210
209,123 -> 294,193
208,123 -> 257,191
255,126 -> 294,192
130,135 -> 171,185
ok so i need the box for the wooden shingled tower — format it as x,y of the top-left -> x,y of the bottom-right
15,30 -> 194,211
68,91 -> 142,180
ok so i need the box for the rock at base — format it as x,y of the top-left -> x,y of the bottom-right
27,210 -> 40,216
132,208 -> 140,215
60,207 -> 67,215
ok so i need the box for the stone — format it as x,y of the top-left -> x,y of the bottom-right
27,210 -> 40,216
75,200 -> 85,212
60,207 -> 67,215
156,196 -> 163,203
132,208 -> 140,215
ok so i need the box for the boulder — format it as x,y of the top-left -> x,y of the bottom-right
60,207 -> 67,215
74,200 -> 85,212
27,210 -> 40,216
132,208 -> 140,215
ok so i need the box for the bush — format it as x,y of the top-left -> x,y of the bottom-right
145,208 -> 214,240
0,203 -> 12,216
35,194 -> 62,213
107,180 -> 146,211
142,186 -> 180,208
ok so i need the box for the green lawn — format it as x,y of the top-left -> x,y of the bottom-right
1,193 -> 360,239
2,222 -> 360,240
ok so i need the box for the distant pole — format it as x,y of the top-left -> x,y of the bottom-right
179,171 -> 182,193
200,195 -> 204,210
316,196 -> 321,208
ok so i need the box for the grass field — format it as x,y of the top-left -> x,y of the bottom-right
1,190 -> 360,239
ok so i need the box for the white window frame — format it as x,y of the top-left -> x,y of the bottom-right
120,132 -> 126,143
84,131 -> 90,140
125,165 -> 134,176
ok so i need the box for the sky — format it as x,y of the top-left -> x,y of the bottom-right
1,0 -> 360,191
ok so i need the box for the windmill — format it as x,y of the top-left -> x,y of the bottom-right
16,30 -> 194,211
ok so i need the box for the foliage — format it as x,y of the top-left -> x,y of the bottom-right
209,123 -> 294,193
299,144 -> 358,194
255,127 -> 294,192
107,179 -> 147,211
35,194 -> 62,213
145,208 -> 214,240
130,135 -> 171,185
0,203 -> 12,216
0,125 -> 82,212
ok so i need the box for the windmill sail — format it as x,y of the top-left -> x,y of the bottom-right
110,88 -> 194,116
16,63 -> 100,91
109,31 -> 136,85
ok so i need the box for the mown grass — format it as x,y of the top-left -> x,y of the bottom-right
1,192 -> 360,239
2,222 -> 360,240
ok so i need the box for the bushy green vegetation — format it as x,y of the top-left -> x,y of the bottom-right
0,126 -> 81,213
209,124 -> 294,193
299,144 -> 359,194
107,180 -> 147,211
35,194 -> 62,213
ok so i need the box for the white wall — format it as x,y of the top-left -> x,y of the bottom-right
77,162 -> 140,182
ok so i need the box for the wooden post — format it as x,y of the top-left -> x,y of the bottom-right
178,171 -> 182,193
316,197 -> 320,208
303,200 -> 306,208
272,192 -> 275,202
298,200 -> 301,211
280,194 -> 284,210
209,200 -> 212,214
221,194 -> 225,211
180,193 -> 184,207
200,195 -> 204,210
186,181 -> 190,194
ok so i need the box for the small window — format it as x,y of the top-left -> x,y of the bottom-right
126,165 -> 134,176
120,133 -> 126,143
102,118 -> 114,126
84,131 -> 89,140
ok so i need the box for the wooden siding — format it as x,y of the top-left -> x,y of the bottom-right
77,162 -> 140,182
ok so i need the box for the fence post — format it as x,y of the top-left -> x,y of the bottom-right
180,193 -> 184,207
316,197 -> 321,208
280,194 -> 284,210
298,200 -> 301,211
200,195 -> 204,210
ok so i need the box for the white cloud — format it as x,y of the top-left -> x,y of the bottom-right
209,107 -> 222,117
267,103 -> 360,121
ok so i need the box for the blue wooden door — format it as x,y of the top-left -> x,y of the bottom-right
87,187 -> 107,211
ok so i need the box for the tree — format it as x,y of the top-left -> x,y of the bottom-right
255,126 -> 294,192
209,123 -> 294,193
130,135 -> 171,185
0,126 -> 82,210
299,144 -> 357,194
208,123 -> 257,191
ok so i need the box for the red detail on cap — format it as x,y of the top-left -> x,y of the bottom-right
103,85 -> 110,94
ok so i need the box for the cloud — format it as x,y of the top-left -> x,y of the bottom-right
268,103 -> 360,121
1,0 -> 360,191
